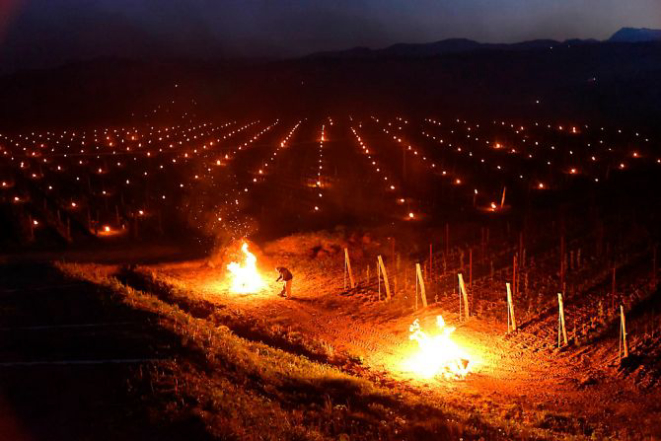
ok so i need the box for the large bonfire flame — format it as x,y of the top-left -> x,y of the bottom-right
405,316 -> 471,379
227,242 -> 265,293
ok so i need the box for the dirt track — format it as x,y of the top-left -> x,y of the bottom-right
140,250 -> 661,440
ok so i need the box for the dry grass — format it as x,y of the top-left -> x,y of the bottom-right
52,220 -> 661,441
56,261 -> 514,441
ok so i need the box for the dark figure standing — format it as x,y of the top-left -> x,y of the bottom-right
275,267 -> 293,299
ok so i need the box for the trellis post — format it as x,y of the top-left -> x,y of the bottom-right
458,273 -> 469,320
415,263 -> 428,308
619,305 -> 628,359
377,255 -> 391,300
344,248 -> 355,289
507,282 -> 517,333
558,293 -> 568,347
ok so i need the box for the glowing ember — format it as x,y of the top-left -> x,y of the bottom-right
405,316 -> 471,379
227,243 -> 265,293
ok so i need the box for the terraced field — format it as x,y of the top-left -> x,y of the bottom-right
2,115 -> 661,440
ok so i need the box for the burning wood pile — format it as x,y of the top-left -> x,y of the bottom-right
226,242 -> 265,294
405,316 -> 471,379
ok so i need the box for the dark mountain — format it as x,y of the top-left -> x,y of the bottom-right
382,38 -> 484,57
609,27 -> 661,42
304,37 -> 599,59
307,46 -> 376,59
1,37 -> 661,132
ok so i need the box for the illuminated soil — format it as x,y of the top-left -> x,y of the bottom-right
65,227 -> 661,440
3,116 -> 661,439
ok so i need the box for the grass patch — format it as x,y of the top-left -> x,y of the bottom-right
56,261 -> 516,440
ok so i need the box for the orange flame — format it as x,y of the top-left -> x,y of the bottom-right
227,243 -> 265,293
405,316 -> 471,379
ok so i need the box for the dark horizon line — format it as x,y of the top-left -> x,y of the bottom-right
1,26 -> 660,76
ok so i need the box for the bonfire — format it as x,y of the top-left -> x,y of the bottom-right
405,316 -> 471,379
227,242 -> 265,293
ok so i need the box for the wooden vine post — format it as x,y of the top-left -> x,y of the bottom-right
458,273 -> 469,320
557,293 -> 568,348
377,261 -> 381,300
619,305 -> 628,359
415,263 -> 428,309
344,248 -> 355,289
506,282 -> 517,333
377,255 -> 391,301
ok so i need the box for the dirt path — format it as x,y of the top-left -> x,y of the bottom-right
148,257 -> 661,439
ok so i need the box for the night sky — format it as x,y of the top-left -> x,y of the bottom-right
0,0 -> 659,71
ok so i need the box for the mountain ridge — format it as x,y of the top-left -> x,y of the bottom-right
304,27 -> 659,59
609,27 -> 661,42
